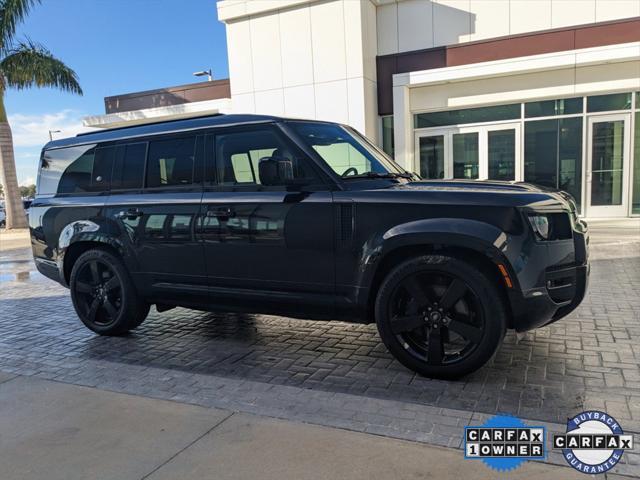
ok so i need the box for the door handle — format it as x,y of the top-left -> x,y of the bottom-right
116,208 -> 143,220
206,206 -> 235,219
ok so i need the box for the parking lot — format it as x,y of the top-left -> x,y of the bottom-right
1,220 -> 639,476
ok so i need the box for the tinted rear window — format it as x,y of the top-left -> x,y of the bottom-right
38,145 -> 98,195
112,143 -> 146,190
146,137 -> 195,188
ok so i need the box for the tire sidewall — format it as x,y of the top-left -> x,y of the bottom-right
375,255 -> 506,379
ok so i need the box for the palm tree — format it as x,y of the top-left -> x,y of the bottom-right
0,0 -> 82,229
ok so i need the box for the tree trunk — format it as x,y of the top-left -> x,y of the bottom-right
0,94 -> 28,229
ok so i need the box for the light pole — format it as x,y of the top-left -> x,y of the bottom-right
48,129 -> 61,141
193,69 -> 213,82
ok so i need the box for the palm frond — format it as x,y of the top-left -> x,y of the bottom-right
0,39 -> 82,94
0,0 -> 41,52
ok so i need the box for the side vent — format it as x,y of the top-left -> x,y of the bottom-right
336,202 -> 355,249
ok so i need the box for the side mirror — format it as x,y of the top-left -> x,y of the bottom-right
258,157 -> 294,186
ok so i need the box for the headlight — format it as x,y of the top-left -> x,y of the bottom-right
528,214 -> 550,240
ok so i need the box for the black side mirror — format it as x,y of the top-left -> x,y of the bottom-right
258,157 -> 294,186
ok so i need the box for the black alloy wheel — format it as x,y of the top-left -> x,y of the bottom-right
73,258 -> 123,327
70,249 -> 149,335
375,255 -> 506,379
389,272 -> 484,366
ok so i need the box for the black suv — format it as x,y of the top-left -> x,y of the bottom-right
31,114 -> 589,378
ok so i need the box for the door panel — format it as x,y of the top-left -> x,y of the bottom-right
104,135 -> 207,299
587,114 -> 631,217
201,126 -> 335,310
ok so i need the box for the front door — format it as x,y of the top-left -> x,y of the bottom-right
415,123 -> 521,181
200,125 -> 334,312
586,114 -> 631,217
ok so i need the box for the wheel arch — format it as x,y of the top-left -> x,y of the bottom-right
361,218 -> 518,327
58,221 -> 128,286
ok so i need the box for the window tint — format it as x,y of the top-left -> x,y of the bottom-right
116,143 -> 146,189
587,92 -> 632,112
525,97 -> 582,118
146,137 -> 195,188
415,104 -> 520,128
216,129 -> 318,186
92,146 -> 116,191
38,144 -> 100,195
56,147 -> 95,193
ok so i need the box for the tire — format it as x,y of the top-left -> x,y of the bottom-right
375,254 -> 506,379
69,248 -> 149,335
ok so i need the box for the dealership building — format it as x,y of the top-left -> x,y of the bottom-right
84,0 -> 640,218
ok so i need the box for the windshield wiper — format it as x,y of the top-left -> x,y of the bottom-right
343,171 -> 414,180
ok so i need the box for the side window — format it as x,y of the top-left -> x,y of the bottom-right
215,128 -> 319,187
112,143 -> 146,190
39,145 -> 96,194
92,146 -> 116,191
57,148 -> 95,193
146,137 -> 195,188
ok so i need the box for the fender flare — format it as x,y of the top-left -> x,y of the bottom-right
356,218 -> 519,306
56,220 -> 128,285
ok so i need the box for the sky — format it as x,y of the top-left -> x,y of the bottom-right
7,0 -> 229,185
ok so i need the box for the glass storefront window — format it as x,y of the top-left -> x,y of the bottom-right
452,132 -> 479,179
381,116 -> 394,158
524,97 -> 582,118
587,92 -> 632,113
633,112 -> 640,214
415,104 -> 520,128
524,118 -> 583,211
488,129 -> 516,180
419,135 -> 445,179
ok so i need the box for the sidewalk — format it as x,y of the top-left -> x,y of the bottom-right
0,374 -> 593,480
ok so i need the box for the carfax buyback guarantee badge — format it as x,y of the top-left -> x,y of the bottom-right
464,415 -> 546,472
553,410 -> 634,474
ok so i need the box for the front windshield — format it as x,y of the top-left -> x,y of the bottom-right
289,122 -> 407,178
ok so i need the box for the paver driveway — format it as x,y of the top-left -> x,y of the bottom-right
1,227 -> 639,476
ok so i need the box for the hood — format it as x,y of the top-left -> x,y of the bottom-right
362,179 -> 578,213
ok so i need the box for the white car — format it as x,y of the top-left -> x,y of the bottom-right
0,208 -> 5,228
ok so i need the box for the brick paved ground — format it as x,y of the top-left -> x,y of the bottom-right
1,229 -> 639,476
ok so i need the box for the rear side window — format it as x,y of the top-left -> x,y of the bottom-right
146,137 -> 195,188
112,143 -> 146,190
39,144 -> 101,195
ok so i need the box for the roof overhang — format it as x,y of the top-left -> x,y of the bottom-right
83,98 -> 232,128
393,41 -> 640,89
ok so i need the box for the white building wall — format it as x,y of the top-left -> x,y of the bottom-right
377,0 -> 640,56
219,0 -> 379,141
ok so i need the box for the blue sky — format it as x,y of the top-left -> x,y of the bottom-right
7,0 -> 229,185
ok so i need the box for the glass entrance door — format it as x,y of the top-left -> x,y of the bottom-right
415,123 -> 521,181
586,114 -> 631,217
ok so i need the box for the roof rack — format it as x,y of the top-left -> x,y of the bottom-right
76,113 -> 225,137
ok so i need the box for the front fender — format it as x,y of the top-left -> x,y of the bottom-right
355,218 -> 520,308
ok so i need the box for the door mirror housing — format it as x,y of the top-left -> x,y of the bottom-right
258,157 -> 295,186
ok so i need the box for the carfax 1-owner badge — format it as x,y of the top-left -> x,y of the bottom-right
464,415 -> 546,472
554,410 -> 634,474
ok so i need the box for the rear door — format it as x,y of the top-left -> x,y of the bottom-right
104,134 -> 207,302
200,124 -> 335,312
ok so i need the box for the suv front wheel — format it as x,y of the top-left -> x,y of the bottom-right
69,248 -> 149,335
375,254 -> 506,379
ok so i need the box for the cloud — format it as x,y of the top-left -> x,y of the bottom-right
19,176 -> 35,187
8,110 -> 96,148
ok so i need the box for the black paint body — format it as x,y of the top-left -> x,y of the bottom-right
30,115 -> 589,332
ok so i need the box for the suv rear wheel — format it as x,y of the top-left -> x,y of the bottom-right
69,249 -> 149,335
375,254 -> 506,379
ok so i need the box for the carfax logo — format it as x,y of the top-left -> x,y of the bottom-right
464,415 -> 546,472
553,410 -> 634,474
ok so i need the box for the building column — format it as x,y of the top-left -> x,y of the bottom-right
393,84 -> 413,172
